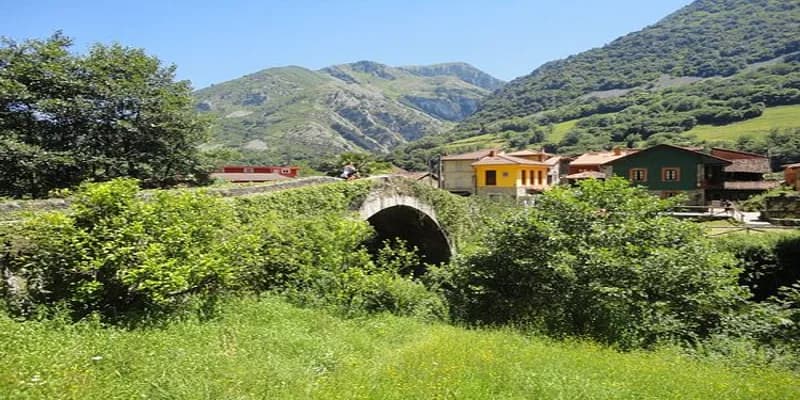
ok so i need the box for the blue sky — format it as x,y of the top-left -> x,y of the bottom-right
4,0 -> 692,89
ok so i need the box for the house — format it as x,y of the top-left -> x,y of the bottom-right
210,165 -> 300,183
440,149 -> 498,195
600,144 -> 731,205
709,148 -> 779,200
544,156 -> 568,186
567,148 -> 637,175
785,163 -> 800,191
472,150 -> 550,197
505,149 -> 551,162
566,148 -> 636,183
507,149 -> 565,185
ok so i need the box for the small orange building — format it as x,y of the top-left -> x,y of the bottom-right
211,165 -> 300,183
785,163 -> 800,191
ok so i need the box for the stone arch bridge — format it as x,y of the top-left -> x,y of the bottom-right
0,176 -> 461,267
222,175 -> 458,268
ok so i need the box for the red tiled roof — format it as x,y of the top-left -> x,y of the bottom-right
570,150 -> 634,166
441,149 -> 498,161
604,144 -> 731,166
472,153 -> 547,166
724,158 -> 771,174
506,149 -> 550,157
544,156 -> 562,166
566,171 -> 607,179
711,147 -> 769,159
210,172 -> 292,182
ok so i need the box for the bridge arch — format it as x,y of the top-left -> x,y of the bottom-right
359,193 -> 453,274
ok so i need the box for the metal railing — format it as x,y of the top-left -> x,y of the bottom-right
709,225 -> 799,236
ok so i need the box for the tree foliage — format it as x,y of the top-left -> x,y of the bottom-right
0,33 -> 210,198
0,178 -> 455,322
447,178 -> 744,348
314,151 -> 392,177
0,179 -> 245,320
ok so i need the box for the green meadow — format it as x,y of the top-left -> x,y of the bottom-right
2,296 -> 798,400
687,105 -> 800,142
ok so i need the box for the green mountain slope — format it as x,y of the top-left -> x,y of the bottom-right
193,61 -> 503,164
469,0 -> 800,124
386,0 -> 800,170
687,104 -> 800,141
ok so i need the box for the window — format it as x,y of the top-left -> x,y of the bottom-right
521,170 -> 527,185
537,171 -> 543,185
485,170 -> 497,186
662,168 -> 680,182
629,168 -> 647,182
281,168 -> 291,175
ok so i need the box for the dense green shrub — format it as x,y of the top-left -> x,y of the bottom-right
694,283 -> 800,370
739,185 -> 799,211
237,198 -> 448,320
0,178 -> 451,322
446,178 -> 744,348
716,232 -> 800,301
0,179 -> 247,320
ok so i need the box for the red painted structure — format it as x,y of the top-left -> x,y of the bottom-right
786,163 -> 800,191
210,165 -> 301,183
219,166 -> 300,177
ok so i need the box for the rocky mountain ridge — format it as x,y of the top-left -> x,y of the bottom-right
193,61 -> 503,164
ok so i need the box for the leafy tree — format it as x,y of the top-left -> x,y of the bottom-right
449,178 -> 744,348
0,179 -> 246,320
0,33 -> 210,198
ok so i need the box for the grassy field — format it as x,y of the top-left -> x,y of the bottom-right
442,117 -> 582,153
442,133 -> 506,151
550,118 -> 581,142
2,296 -> 798,399
687,104 -> 800,142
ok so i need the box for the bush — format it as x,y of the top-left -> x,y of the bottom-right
447,178 -> 744,348
739,185 -> 799,212
0,179 -> 450,323
244,214 -> 447,320
716,232 -> 800,301
695,284 -> 800,370
0,179 -> 247,321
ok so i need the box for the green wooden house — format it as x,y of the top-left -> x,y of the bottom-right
599,144 -> 731,205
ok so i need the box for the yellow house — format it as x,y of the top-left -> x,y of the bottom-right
440,149 -> 497,195
472,151 -> 551,197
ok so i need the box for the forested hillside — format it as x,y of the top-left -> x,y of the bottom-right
470,0 -> 800,124
193,61 -> 503,166
389,0 -> 800,170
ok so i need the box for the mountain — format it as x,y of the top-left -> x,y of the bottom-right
193,61 -> 503,164
469,0 -> 800,125
389,0 -> 800,170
